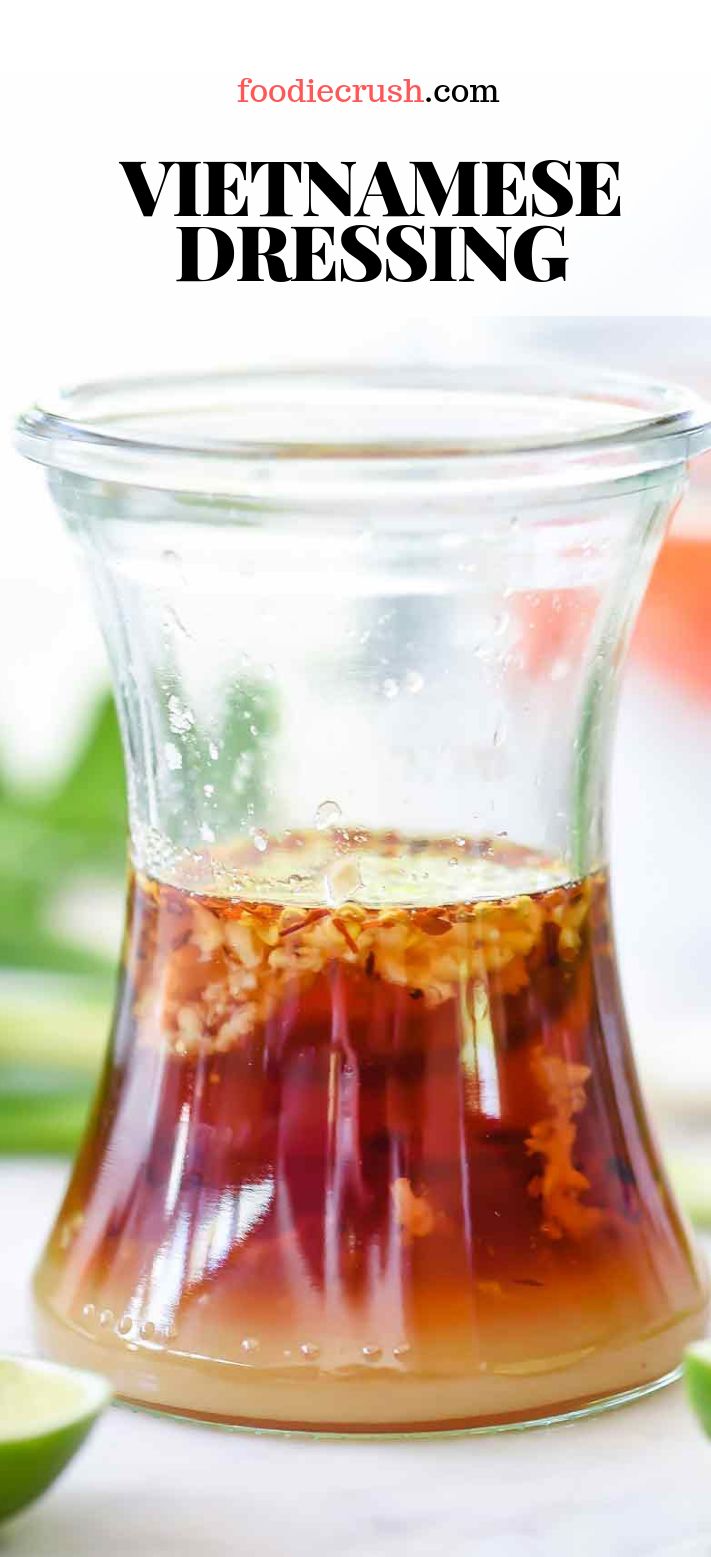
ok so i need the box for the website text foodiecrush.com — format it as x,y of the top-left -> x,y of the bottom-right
236,78 -> 499,105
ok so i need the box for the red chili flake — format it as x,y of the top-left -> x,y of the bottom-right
333,917 -> 359,954
279,908 -> 330,939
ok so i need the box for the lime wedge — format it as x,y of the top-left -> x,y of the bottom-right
684,1341 -> 711,1435
0,1356 -> 111,1523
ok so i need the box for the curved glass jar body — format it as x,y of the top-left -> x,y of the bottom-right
17,367 -> 711,1432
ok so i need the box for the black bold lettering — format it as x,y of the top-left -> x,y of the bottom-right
578,161 -> 621,215
178,226 -> 234,281
514,225 -> 567,281
431,226 -> 455,280
250,163 -> 302,218
305,162 -> 354,217
355,162 -> 409,217
531,161 -> 573,218
461,225 -> 509,280
121,161 -> 176,216
206,162 -> 247,217
239,227 -> 290,281
484,163 -> 526,218
340,225 -> 382,281
294,226 -> 336,280
412,162 -> 478,216
385,225 -> 428,281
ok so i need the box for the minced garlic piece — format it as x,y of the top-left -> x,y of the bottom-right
391,1178 -> 436,1239
133,866 -> 592,1061
525,1047 -> 602,1240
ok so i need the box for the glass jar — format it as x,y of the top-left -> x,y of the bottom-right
16,365 -> 711,1433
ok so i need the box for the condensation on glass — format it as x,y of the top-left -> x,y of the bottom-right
16,366 -> 711,1432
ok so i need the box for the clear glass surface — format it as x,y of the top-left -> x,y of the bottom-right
17,366 -> 711,1432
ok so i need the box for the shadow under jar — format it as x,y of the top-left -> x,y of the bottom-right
16,365 -> 711,1433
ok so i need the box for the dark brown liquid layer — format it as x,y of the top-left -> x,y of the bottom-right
35,837 -> 708,1429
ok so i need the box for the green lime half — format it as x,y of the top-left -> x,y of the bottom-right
684,1341 -> 711,1435
0,1356 -> 111,1523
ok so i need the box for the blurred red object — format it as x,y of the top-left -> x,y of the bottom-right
633,533 -> 711,700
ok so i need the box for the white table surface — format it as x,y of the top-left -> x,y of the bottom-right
1,1160 -> 710,1557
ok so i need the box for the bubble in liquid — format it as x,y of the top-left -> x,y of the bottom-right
241,1337 -> 260,1354
381,678 -> 399,699
117,1315 -> 132,1337
404,670 -> 424,694
99,1308 -> 114,1329
315,800 -> 342,830
325,856 -> 363,907
200,823 -> 216,843
361,1344 -> 382,1361
252,829 -> 268,853
208,740 -> 220,761
140,1321 -> 156,1342
203,784 -> 215,798
164,742 -> 183,771
300,1342 -> 320,1360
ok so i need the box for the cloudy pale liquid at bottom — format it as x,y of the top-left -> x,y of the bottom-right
34,834 -> 707,1431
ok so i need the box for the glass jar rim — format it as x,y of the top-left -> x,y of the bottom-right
15,362 -> 711,502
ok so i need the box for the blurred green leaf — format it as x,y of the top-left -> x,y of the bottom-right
0,1070 -> 93,1154
0,693 -> 124,980
0,690 -> 123,1150
41,694 -> 125,847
